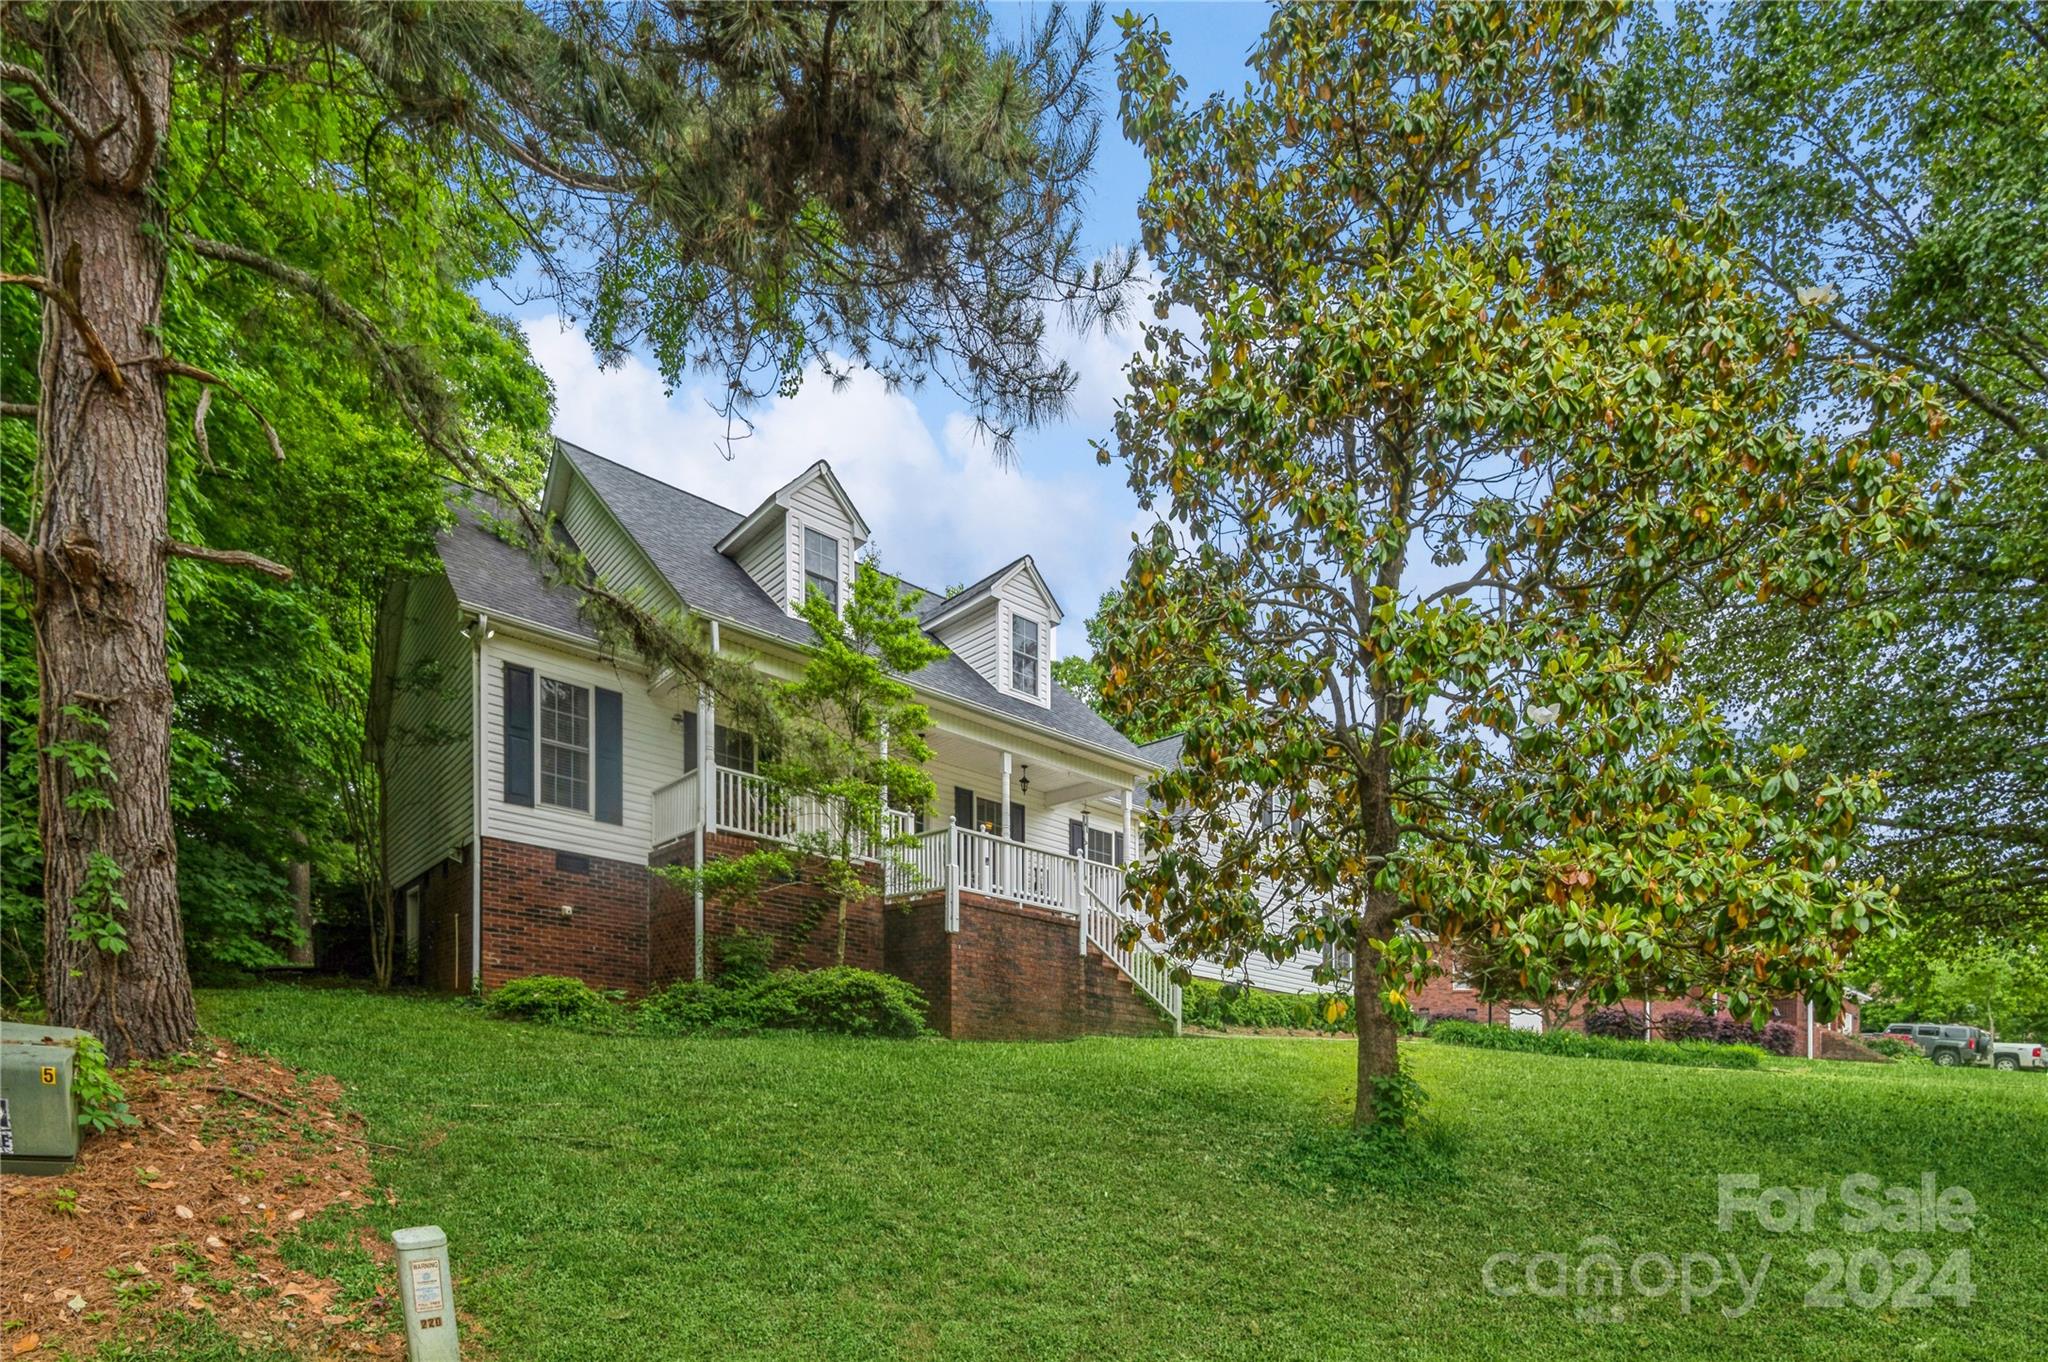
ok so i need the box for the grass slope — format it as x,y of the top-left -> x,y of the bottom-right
200,987 -> 2047,1362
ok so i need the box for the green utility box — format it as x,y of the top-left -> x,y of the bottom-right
1,1020 -> 88,1176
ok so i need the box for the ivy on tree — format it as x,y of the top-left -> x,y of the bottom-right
1099,2 -> 1942,1126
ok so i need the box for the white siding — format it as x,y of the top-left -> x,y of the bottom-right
561,477 -> 670,605
994,568 -> 1053,707
738,519 -> 787,610
385,574 -> 474,887
1188,950 -> 1326,995
781,474 -> 858,620
479,632 -> 683,865
935,601 -> 1000,690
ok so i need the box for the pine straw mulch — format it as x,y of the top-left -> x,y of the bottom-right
1,1042 -> 408,1359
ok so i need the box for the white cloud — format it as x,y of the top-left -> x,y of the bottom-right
522,319 -> 1153,651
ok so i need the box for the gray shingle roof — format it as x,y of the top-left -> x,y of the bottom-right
437,494 -> 595,640
439,440 -> 1155,768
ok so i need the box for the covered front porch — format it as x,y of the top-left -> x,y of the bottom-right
646,723 -> 1178,1024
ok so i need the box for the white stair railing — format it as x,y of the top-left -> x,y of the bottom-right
1080,879 -> 1182,1030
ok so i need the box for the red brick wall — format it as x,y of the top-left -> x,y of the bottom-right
693,832 -> 886,978
648,841 -> 696,989
888,892 -> 1172,1041
478,837 -> 650,994
415,851 -> 473,993
883,897 -> 954,1037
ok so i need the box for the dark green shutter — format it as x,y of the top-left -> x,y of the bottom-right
681,711 -> 698,772
954,787 -> 974,828
1009,802 -> 1025,844
1068,819 -> 1085,856
1114,832 -> 1126,866
502,664 -> 534,806
594,687 -> 623,824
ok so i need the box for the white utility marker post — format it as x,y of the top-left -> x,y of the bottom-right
393,1225 -> 459,1361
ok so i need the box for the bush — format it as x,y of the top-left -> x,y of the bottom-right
1864,1035 -> 1924,1061
1182,979 -> 1348,1032
1760,1021 -> 1799,1057
715,928 -> 775,984
1654,1007 -> 1793,1052
1584,1006 -> 1647,1039
484,975 -> 624,1029
640,967 -> 929,1039
1429,1020 -> 1764,1070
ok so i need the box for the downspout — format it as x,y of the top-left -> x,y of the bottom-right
694,620 -> 719,981
470,613 -> 488,993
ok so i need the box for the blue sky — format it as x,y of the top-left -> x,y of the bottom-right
508,4 -> 1272,654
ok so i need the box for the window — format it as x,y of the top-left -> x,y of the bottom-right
1085,827 -> 1116,865
715,723 -> 757,774
804,528 -> 839,610
538,677 -> 591,810
1010,615 -> 1040,694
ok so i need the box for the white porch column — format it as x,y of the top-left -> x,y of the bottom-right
878,719 -> 890,826
999,750 -> 1013,838
1121,789 -> 1134,858
694,621 -> 720,982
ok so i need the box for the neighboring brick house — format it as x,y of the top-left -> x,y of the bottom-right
376,440 -> 1176,1038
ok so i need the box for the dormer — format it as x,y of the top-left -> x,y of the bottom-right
922,556 -> 1062,708
714,461 -> 869,618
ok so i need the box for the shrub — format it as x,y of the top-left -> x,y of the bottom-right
484,975 -> 624,1029
1864,1035 -> 1923,1061
1655,1008 -> 1786,1049
1584,1006 -> 1647,1039
71,1033 -> 137,1136
1429,1020 -> 1764,1070
715,928 -> 776,984
639,967 -> 929,1039
1761,1021 -> 1799,1057
746,968 -> 929,1038
1183,979 -> 1348,1032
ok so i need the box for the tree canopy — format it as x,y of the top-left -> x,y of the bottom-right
1100,1 -> 1942,1124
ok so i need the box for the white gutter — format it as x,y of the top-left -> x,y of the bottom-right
469,612 -> 488,993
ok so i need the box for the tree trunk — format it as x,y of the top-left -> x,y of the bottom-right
31,30 -> 194,1063
1351,896 -> 1403,1126
288,831 -> 315,967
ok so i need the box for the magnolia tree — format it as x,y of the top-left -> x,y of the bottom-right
1098,4 -> 1943,1125
664,562 -> 943,968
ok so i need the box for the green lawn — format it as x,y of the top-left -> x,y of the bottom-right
198,986 -> 2047,1362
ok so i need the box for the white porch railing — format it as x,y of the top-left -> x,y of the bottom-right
686,764 -> 916,863
880,820 -> 1180,1028
651,772 -> 699,848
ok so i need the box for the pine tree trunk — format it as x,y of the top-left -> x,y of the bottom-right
30,29 -> 194,1064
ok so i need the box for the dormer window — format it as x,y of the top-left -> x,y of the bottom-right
804,527 -> 839,611
1010,615 -> 1040,694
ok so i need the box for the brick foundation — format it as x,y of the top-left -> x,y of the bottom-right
414,851 -> 473,993
479,837 -> 650,994
885,892 -> 1174,1041
461,832 -> 1175,1040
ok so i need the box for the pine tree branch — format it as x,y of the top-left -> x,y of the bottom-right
0,59 -> 117,175
1,401 -> 34,419
0,272 -> 125,391
164,539 -> 293,582
156,358 -> 283,462
0,523 -> 32,578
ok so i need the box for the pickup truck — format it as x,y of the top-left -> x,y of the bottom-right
1991,1040 -> 2047,1072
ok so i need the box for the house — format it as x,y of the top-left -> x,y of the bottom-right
375,440 -> 1179,1039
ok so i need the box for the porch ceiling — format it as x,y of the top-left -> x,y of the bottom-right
924,728 -> 1131,807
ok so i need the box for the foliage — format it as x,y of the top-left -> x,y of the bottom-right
70,1032 -> 138,1136
1181,979 -> 1349,1033
1101,2 -> 1941,1123
640,968 -> 929,1040
1863,1035 -> 1923,1062
716,928 -> 777,986
1428,1020 -> 1764,1071
1650,1008 -> 1795,1056
1582,1005 -> 1646,1040
204,984 -> 2048,1358
1853,926 -> 2048,1041
766,561 -> 948,962
483,976 -> 625,1029
1571,1 -> 2048,944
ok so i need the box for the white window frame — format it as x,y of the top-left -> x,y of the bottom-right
1085,826 -> 1116,866
804,527 -> 840,611
1010,614 -> 1041,696
538,675 -> 592,812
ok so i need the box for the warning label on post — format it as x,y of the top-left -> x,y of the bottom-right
409,1258 -> 445,1314
0,1096 -> 11,1155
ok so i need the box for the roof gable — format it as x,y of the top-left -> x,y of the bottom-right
713,459 -> 871,556
922,555 -> 1064,631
